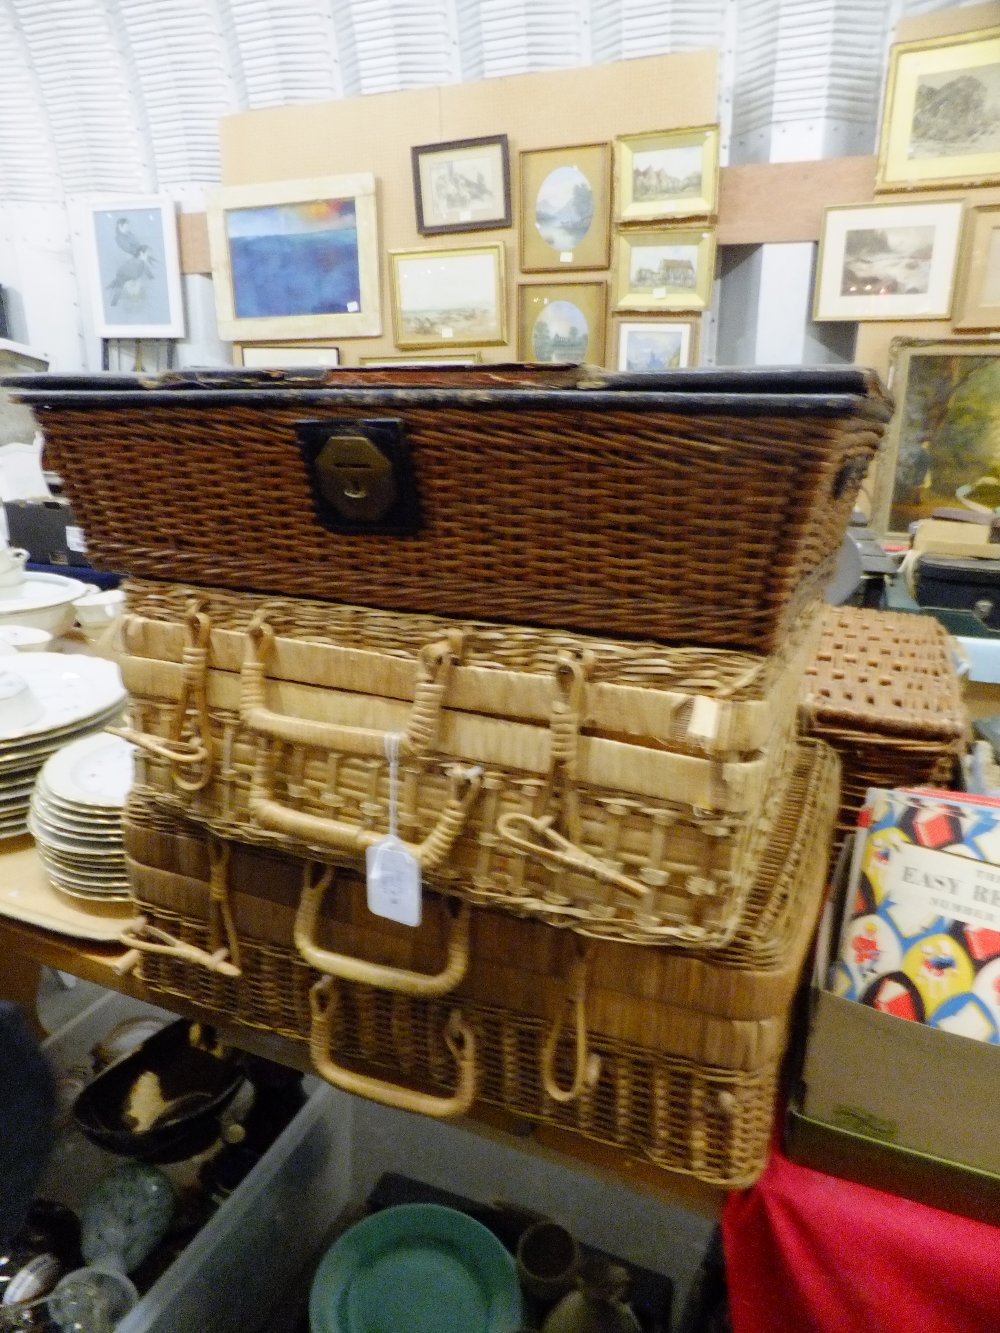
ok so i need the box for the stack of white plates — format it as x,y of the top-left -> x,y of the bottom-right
28,732 -> 135,901
0,654 -> 126,840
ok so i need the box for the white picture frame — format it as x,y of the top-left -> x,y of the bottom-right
80,194 -> 185,339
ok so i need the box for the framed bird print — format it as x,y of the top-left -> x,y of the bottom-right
81,195 -> 185,339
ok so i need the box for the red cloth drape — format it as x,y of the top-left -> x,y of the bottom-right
722,1142 -> 1000,1333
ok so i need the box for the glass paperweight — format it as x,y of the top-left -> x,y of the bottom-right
46,1266 -> 139,1333
79,1163 -> 175,1276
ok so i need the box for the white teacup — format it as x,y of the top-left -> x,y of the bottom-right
0,546 -> 29,589
0,624 -> 53,653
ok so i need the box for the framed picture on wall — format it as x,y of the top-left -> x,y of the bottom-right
235,343 -> 341,368
519,143 -> 612,272
411,135 -> 511,235
80,195 -> 184,339
390,244 -> 506,348
813,200 -> 964,322
953,204 -> 1000,330
876,26 -> 1000,192
360,353 -> 480,366
517,282 -> 607,363
206,173 -> 381,342
614,318 -> 699,371
871,337 -> 1000,536
613,228 -> 716,312
615,125 -> 720,223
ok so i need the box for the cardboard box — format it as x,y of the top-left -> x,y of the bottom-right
4,498 -> 90,566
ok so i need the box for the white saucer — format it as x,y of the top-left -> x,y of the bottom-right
39,732 -> 135,808
0,656 -> 125,741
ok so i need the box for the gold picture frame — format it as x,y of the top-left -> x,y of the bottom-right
953,204 -> 1000,330
519,143 -> 611,273
613,316 -> 699,371
517,282 -> 607,364
876,26 -> 1000,191
206,173 -> 381,342
234,342 -> 341,368
390,244 -> 506,348
872,337 -> 1000,536
613,228 -> 716,313
359,353 -> 480,366
615,125 -> 720,224
813,200 -> 964,322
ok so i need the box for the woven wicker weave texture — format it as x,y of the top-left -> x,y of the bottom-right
799,605 -> 969,837
17,365 -> 890,651
122,739 -> 838,1188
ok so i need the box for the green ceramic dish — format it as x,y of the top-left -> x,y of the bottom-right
308,1203 -> 524,1333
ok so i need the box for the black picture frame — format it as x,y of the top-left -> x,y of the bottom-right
411,135 -> 511,236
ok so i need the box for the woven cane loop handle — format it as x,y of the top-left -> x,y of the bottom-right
118,918 -> 242,978
496,811 -> 650,901
541,943 -> 601,1104
206,835 -> 242,971
308,977 -> 477,1117
250,762 -> 482,869
548,652 -> 591,780
241,617 -> 460,759
294,861 -> 471,995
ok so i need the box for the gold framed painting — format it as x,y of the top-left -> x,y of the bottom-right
871,337 -> 1000,536
613,228 -> 716,313
206,173 -> 381,342
813,200 -> 964,322
615,125 -> 720,224
234,343 -> 341,368
877,26 -> 1000,191
517,282 -> 607,364
519,143 -> 611,273
359,353 -> 480,366
390,244 -> 506,348
614,317 -> 699,371
953,204 -> 1000,330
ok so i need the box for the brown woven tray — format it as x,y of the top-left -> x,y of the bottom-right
11,363 -> 891,651
117,580 -> 820,947
799,606 -> 969,837
121,739 -> 837,1187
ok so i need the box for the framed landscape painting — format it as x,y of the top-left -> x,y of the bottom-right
615,318 -> 698,371
614,228 -> 716,312
877,27 -> 1000,191
871,338 -> 1000,535
411,135 -> 510,235
206,173 -> 381,341
517,282 -> 606,364
616,125 -> 720,223
813,200 -> 964,321
390,245 -> 506,348
82,195 -> 184,339
520,143 -> 611,272
953,204 -> 1000,330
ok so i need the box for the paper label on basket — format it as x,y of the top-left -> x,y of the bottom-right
366,835 -> 422,927
65,525 -> 87,553
688,695 -> 720,741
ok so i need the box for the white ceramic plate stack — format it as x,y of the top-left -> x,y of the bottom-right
28,731 -> 135,902
0,655 -> 126,840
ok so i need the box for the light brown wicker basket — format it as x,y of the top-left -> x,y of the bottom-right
121,739 -> 839,1188
799,606 -> 969,839
10,363 -> 891,652
116,579 -> 822,947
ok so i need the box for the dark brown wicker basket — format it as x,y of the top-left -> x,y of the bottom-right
9,363 -> 891,652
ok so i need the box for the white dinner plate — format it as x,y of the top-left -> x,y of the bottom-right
38,731 -> 135,808
0,656 -> 125,742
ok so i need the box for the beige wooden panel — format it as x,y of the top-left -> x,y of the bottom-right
178,211 -> 211,275
895,1 -> 1000,44
718,157 -> 877,245
213,51 -> 716,364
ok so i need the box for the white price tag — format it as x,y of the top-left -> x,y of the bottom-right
66,525 -> 88,553
653,285 -> 667,298
366,835 -> 422,927
441,325 -> 454,339
460,208 -> 472,222
559,251 -> 574,263
346,300 -> 359,312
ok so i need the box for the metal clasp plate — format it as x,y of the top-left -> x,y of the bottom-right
296,418 -> 421,535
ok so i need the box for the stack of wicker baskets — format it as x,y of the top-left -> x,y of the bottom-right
9,363 -> 894,1188
799,605 -> 970,844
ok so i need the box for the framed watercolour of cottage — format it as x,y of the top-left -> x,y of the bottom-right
81,195 -> 184,339
390,244 -> 506,348
206,173 -> 381,341
813,200 -> 964,322
615,318 -> 698,371
411,135 -> 511,235
877,27 -> 1000,191
616,125 -> 720,223
520,144 -> 611,273
614,228 -> 716,313
953,204 -> 1000,330
517,282 -> 606,364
